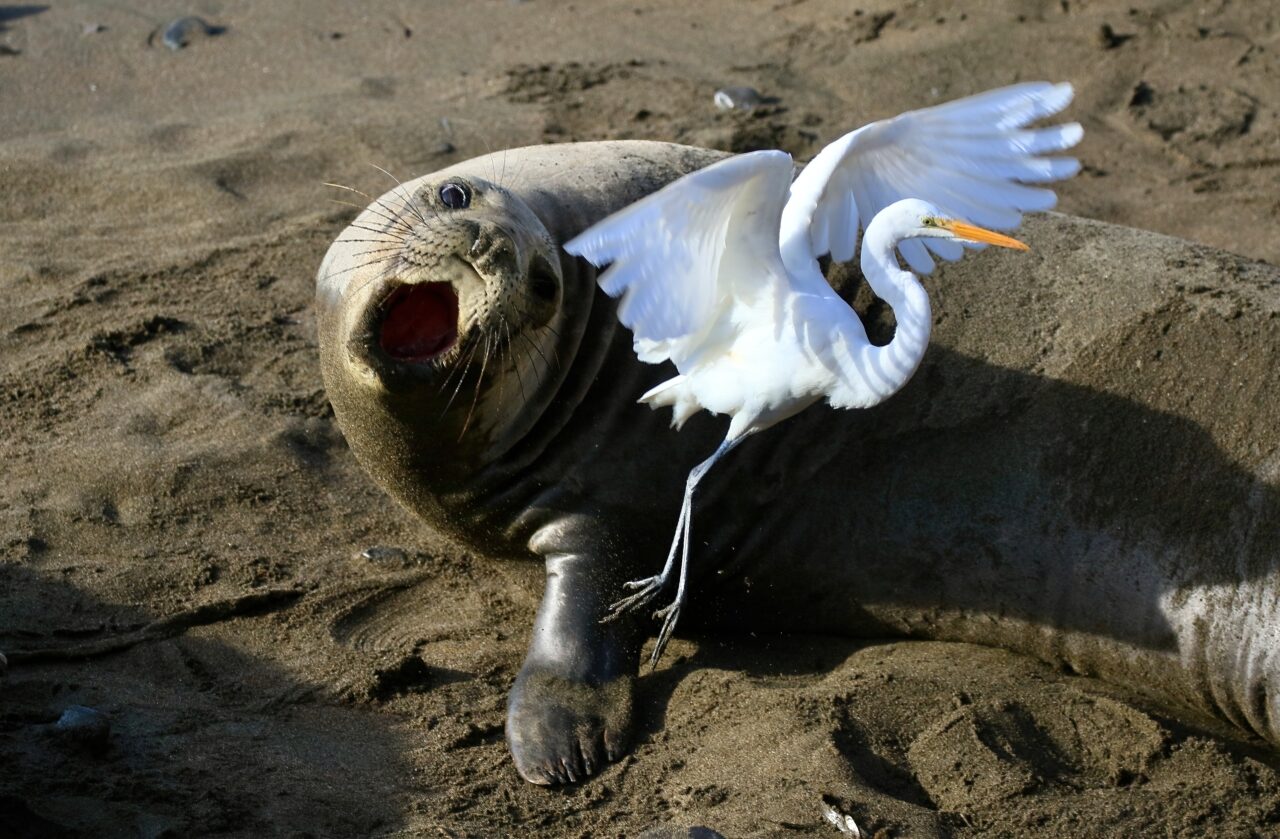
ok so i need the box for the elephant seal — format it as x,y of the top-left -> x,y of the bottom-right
316,141 -> 1280,785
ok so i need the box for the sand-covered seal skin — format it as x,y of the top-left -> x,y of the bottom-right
316,141 -> 1280,784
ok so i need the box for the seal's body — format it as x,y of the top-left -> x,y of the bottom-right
316,141 -> 1280,784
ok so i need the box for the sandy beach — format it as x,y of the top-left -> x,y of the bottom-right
3,1 -> 1280,836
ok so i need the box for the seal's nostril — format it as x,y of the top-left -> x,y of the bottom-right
469,224 -> 491,256
530,259 -> 559,303
470,230 -> 520,272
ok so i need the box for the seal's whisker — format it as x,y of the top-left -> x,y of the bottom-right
320,252 -> 399,282
437,327 -> 482,399
337,238 -> 402,251
519,329 -> 554,374
401,175 -> 446,226
442,336 -> 485,417
514,332 -> 548,390
343,251 -> 401,270
349,202 -> 416,236
365,163 -> 431,229
340,257 -> 402,304
468,125 -> 499,187
349,246 -> 404,260
492,333 -> 510,416
325,181 -> 420,235
334,224 -> 403,241
343,221 -> 409,239
531,322 -> 563,368
334,237 -> 404,246
388,178 -> 443,228
459,332 -> 493,440
369,163 -> 434,229
371,193 -> 423,233
323,181 -> 376,201
461,120 -> 518,192
533,319 -> 562,343
503,148 -> 531,192
436,356 -> 468,401
499,330 -> 519,417
434,346 -> 467,397
501,317 -> 529,409
333,241 -> 400,257
328,199 -> 415,236
329,250 -> 398,273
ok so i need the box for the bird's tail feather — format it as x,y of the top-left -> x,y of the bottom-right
639,375 -> 700,429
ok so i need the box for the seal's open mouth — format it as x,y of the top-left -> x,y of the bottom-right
378,282 -> 460,362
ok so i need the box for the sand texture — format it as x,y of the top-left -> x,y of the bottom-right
3,1 -> 1280,836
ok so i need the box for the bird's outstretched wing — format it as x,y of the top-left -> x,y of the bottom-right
783,82 -> 1082,274
564,149 -> 795,368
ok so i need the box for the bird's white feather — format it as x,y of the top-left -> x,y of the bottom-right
560,84 -> 1082,661
782,82 -> 1081,275
564,149 -> 796,368
564,81 -> 1081,421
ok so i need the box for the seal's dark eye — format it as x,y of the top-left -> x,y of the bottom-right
439,182 -> 470,210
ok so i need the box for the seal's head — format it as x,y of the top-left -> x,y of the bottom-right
316,171 -> 577,489
319,174 -> 562,393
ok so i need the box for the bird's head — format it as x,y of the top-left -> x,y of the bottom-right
890,198 -> 1030,251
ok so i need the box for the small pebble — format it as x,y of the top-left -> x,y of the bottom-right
52,705 -> 111,751
713,86 -> 762,111
1097,22 -> 1133,49
82,23 -> 107,35
160,16 -> 225,51
359,545 -> 409,565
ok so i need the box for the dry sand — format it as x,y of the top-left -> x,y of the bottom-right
3,1 -> 1280,836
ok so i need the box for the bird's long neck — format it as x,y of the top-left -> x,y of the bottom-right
832,221 -> 932,408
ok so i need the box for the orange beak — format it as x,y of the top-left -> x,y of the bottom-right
941,220 -> 1029,251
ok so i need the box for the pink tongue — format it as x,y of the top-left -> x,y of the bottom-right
379,283 -> 459,361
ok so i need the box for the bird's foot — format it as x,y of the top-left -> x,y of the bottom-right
648,599 -> 683,667
600,574 -> 667,623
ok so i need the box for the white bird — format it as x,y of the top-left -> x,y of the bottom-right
563,82 -> 1082,664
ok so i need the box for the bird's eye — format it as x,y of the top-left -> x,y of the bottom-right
439,182 -> 470,210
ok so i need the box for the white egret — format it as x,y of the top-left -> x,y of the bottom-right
563,83 -> 1082,664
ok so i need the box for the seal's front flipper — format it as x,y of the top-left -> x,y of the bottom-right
506,664 -> 633,785
506,553 -> 645,785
